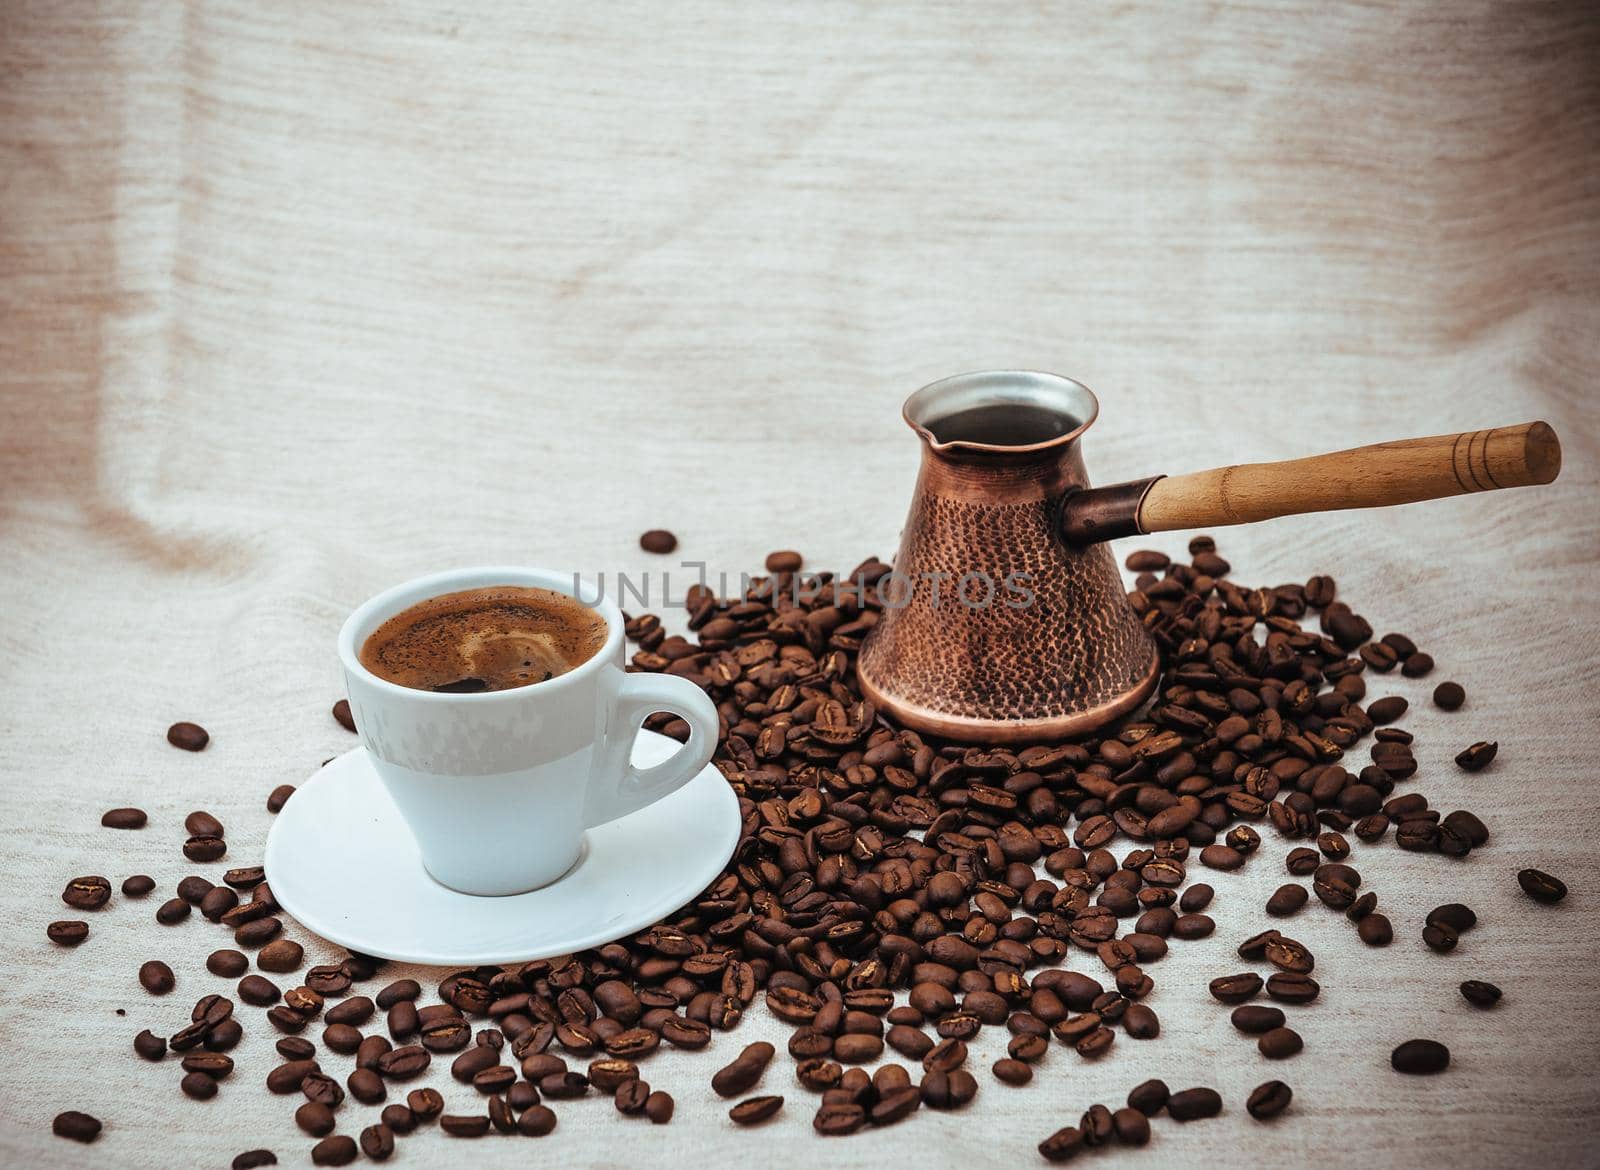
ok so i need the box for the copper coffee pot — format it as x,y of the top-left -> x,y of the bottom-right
856,370 -> 1563,744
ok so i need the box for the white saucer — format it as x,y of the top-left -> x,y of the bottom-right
263,733 -> 741,966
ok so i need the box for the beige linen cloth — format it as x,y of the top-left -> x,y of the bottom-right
3,2 -> 1597,1167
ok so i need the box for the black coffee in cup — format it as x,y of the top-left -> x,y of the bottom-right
359,586 -> 608,693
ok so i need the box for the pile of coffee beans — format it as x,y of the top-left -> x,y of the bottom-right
44,539 -> 1568,1161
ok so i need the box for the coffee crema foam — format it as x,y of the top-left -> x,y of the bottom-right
359,586 -> 608,693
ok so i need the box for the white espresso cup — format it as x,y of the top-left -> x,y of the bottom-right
338,566 -> 720,896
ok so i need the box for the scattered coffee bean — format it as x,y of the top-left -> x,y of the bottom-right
1265,973 -> 1320,1004
765,550 -> 802,572
184,835 -> 227,863
1259,1026 -> 1304,1059
1433,681 -> 1465,710
121,874 -> 156,897
181,1071 -> 218,1099
992,1058 -> 1033,1085
1209,973 -> 1263,1004
1391,1038 -> 1450,1074
1423,923 -> 1458,953
1039,1126 -> 1084,1161
168,721 -> 210,751
310,1134 -> 357,1165
331,700 -> 357,733
1266,884 -> 1308,917
205,949 -> 247,977
1247,1080 -> 1293,1120
101,807 -> 147,829
440,1114 -> 491,1138
1179,883 -> 1214,912
1427,903 -> 1477,932
729,1095 -> 784,1125
1167,1086 -> 1223,1121
1518,868 -> 1567,904
1357,914 -> 1394,946
1232,1005 -> 1286,1034
185,810 -> 224,837
52,1111 -> 102,1143
712,1041 -> 775,1097
239,974 -> 280,1006
640,529 -> 678,554
62,875 -> 111,911
257,940 -> 304,973
267,784 -> 296,813
645,1091 -> 674,1124
139,960 -> 175,995
359,1124 -> 394,1161
1460,980 -> 1503,1008
134,1029 -> 167,1060
1124,1079 -> 1168,1117
47,920 -> 89,946
407,1087 -> 444,1118
1455,741 -> 1497,772
232,1151 -> 277,1169
1367,696 -> 1407,724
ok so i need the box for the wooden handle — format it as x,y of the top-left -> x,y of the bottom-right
1136,421 -> 1562,534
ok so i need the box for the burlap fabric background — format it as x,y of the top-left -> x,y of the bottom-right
2,2 -> 1597,1166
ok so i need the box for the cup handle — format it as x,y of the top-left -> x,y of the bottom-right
585,671 -> 720,829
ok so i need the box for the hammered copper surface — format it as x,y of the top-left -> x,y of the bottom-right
858,435 -> 1159,743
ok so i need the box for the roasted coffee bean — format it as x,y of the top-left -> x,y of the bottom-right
205,1018 -> 243,1052
284,986 -> 323,1016
345,1067 -> 385,1105
267,1060 -> 319,1094
1400,651 -> 1434,676
326,996 -> 374,1026
139,959 -> 175,995
920,1068 -> 978,1109
1265,972 -> 1320,1003
1428,902 -> 1479,931
180,1071 -> 218,1099
1172,913 -> 1215,939
1367,696 -> 1407,724
359,1124 -> 395,1161
1079,1103 -> 1113,1146
168,721 -> 210,751
356,1035 -> 392,1071
156,897 -> 191,925
234,917 -> 281,947
614,1077 -> 651,1114
1127,1078 -> 1169,1115
441,1113 -> 491,1138
311,1135 -> 357,1166
1433,681 -> 1466,710
992,1058 -> 1032,1085
47,920 -> 89,946
1179,883 -> 1214,912
1423,923 -> 1458,954
1231,1005 -> 1286,1034
407,1087 -> 444,1119
257,940 -> 304,973
63,876 -> 111,911
644,1091 -> 674,1125
231,1151 -> 276,1169
1455,741 -> 1497,771
1112,1106 -> 1151,1145
1391,1038 -> 1450,1074
376,979 -> 420,1009
1209,973 -> 1263,1004
102,807 -> 147,829
661,1016 -> 712,1049
184,835 -> 227,863
380,1104 -> 416,1134
766,550 -> 802,572
181,1051 -> 234,1078
1258,1026 -> 1303,1059
53,1111 -> 102,1142
199,886 -> 239,922
1247,1079 -> 1293,1120
301,1071 -> 344,1107
1167,1086 -> 1223,1121
730,1095 -> 784,1125
238,974 -> 279,1006
814,1102 -> 866,1135
1518,868 -> 1567,904
834,1033 -> 884,1063
1460,980 -> 1503,1007
1038,1126 -> 1084,1162
331,700 -> 357,733
1266,884 -> 1308,917
134,1029 -> 167,1061
1264,935 -> 1314,973
177,875 -> 215,903
276,1037 -> 315,1061
185,810 -> 224,837
266,784 -> 295,813
1122,1003 -> 1160,1039
122,874 -> 156,897
712,1041 -> 775,1097
377,1045 -> 430,1079
640,529 -> 678,554
1357,913 -> 1394,946
293,1101 -> 334,1136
